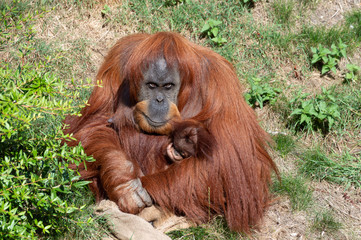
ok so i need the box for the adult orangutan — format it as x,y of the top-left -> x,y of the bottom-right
64,32 -> 278,233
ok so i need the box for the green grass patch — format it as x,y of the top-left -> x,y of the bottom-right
272,134 -> 296,157
272,0 -> 295,27
334,84 -> 361,132
168,217 -> 241,240
345,9 -> 361,41
299,150 -> 361,188
272,174 -> 313,211
311,210 -> 342,233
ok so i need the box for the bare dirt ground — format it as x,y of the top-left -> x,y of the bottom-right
33,1 -> 361,239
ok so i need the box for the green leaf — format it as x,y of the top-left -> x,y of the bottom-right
201,23 -> 210,33
300,114 -> 310,124
211,27 -> 219,37
322,56 -> 328,63
328,116 -> 334,129
318,101 -> 327,112
340,49 -> 347,58
321,66 -> 330,75
311,55 -> 320,64
345,73 -> 353,80
290,109 -> 303,116
331,66 -> 337,74
73,180 -> 91,188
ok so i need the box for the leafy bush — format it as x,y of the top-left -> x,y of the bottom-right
0,2 -> 94,238
0,62 -> 94,239
289,88 -> 340,133
244,77 -> 281,108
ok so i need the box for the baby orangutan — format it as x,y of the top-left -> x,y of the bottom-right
107,116 -> 215,162
166,120 -> 215,162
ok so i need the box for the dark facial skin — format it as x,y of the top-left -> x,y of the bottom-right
138,58 -> 181,128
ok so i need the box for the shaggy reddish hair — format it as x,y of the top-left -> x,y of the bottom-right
64,32 -> 277,233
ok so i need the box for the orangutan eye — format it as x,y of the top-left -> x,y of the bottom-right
164,83 -> 174,90
147,83 -> 157,89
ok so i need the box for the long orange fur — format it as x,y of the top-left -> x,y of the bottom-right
64,32 -> 278,233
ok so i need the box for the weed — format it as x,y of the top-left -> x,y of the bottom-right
298,25 -> 356,54
344,63 -> 360,83
289,88 -> 340,133
311,39 -> 347,74
272,174 -> 313,211
201,19 -> 227,46
311,210 -> 342,233
244,77 -> 281,108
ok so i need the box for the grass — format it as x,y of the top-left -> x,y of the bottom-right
345,9 -> 361,41
272,0 -> 295,27
299,149 -> 361,189
311,210 -> 342,233
2,0 -> 361,239
168,217 -> 241,240
272,174 -> 313,211
273,134 -> 296,157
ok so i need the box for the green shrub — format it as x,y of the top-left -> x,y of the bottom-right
0,2 -> 94,238
0,61 -> 94,239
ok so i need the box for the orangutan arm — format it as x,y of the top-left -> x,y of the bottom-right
74,118 -> 152,213
140,158 -> 214,223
